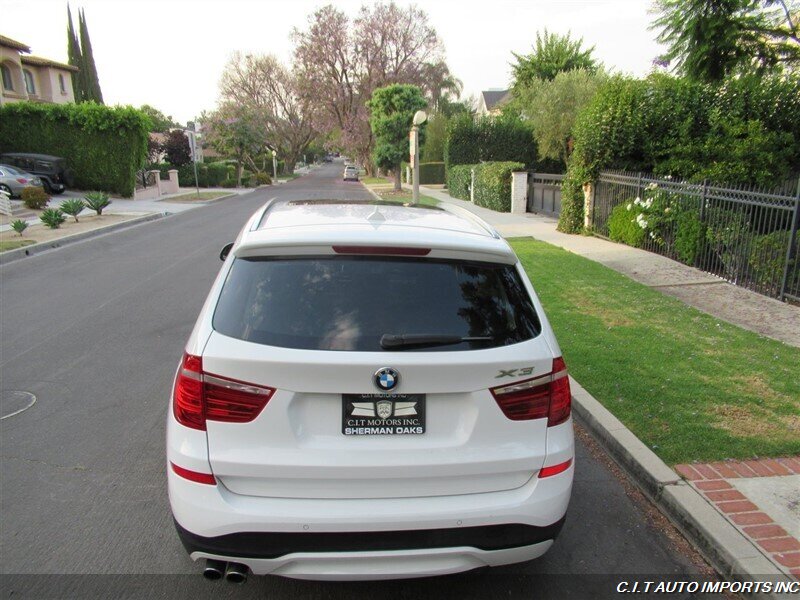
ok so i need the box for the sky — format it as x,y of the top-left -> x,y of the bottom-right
2,0 -> 667,124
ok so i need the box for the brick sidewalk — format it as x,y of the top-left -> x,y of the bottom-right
675,458 -> 800,579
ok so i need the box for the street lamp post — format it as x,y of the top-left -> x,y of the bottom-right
271,150 -> 277,180
411,110 -> 427,205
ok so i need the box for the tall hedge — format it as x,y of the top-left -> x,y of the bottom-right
559,73 -> 800,232
444,114 -> 536,169
447,164 -> 474,200
0,102 -> 149,197
473,162 -> 525,212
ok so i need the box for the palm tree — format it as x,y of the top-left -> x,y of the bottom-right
419,62 -> 463,111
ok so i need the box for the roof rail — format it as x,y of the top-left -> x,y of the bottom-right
437,203 -> 502,239
252,197 -> 281,230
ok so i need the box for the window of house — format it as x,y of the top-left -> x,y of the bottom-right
1,64 -> 12,91
59,73 -> 66,93
23,69 -> 35,95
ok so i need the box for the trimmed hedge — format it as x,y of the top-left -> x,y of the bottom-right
445,162 -> 525,212
444,114 -> 536,169
473,162 -> 525,212
0,102 -> 149,197
419,162 -> 445,184
447,164 -> 474,200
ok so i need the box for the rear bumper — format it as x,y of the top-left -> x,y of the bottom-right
175,517 -> 565,559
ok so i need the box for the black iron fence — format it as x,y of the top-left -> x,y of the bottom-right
591,170 -> 800,302
527,173 -> 563,217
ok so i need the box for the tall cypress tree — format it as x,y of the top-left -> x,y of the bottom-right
78,8 -> 104,104
66,5 -> 84,101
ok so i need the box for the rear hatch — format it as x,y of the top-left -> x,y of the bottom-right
202,254 -> 556,499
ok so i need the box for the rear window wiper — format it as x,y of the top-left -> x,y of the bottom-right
380,333 -> 495,350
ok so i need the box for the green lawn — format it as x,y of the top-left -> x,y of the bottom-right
0,239 -> 35,252
360,176 -> 390,185
167,191 -> 231,202
509,238 -> 800,465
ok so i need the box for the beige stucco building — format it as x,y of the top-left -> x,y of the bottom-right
1,34 -> 78,106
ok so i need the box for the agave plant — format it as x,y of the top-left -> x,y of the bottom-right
84,192 -> 111,216
60,198 -> 85,222
11,219 -> 28,236
40,208 -> 66,229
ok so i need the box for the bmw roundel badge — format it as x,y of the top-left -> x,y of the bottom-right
374,367 -> 399,392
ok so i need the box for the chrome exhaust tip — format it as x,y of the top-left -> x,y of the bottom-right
225,562 -> 248,584
202,558 -> 226,580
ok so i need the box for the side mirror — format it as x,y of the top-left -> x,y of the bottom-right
220,242 -> 234,262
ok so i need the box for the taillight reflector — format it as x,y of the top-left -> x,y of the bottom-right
490,357 -> 571,426
170,462 -> 216,485
538,458 -> 573,478
172,353 -> 275,430
332,245 -> 431,256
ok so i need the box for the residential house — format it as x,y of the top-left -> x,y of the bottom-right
477,89 -> 511,117
1,34 -> 78,106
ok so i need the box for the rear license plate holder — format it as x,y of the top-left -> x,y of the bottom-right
342,394 -> 426,435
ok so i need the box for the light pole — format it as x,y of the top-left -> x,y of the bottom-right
271,149 -> 277,180
411,110 -> 427,204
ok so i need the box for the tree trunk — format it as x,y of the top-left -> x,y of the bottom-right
394,168 -> 401,191
236,161 -> 243,187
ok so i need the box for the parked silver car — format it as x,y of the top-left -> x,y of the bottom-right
0,164 -> 42,198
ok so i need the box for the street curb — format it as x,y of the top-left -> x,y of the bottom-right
570,377 -> 794,597
158,192 -> 238,205
0,212 -> 166,265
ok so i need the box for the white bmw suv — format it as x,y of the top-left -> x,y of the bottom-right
167,198 -> 574,582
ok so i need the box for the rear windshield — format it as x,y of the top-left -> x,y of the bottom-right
212,256 -> 540,351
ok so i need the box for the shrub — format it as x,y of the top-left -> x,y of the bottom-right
60,198 -> 85,222
220,177 -> 237,188
84,191 -> 111,215
446,164 -> 475,200
40,208 -> 66,229
472,161 -> 525,212
673,209 -> 705,265
445,114 -> 536,169
11,219 -> 28,236
608,203 -> 646,247
748,230 -> 796,288
21,186 -> 50,209
0,102 -> 150,197
255,172 -> 272,185
560,72 -> 800,233
418,162 -> 445,185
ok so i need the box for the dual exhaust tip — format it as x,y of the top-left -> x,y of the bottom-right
203,559 -> 248,583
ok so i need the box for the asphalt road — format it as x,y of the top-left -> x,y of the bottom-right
0,163 -> 717,599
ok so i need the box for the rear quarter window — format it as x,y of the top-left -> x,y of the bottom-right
213,256 -> 541,352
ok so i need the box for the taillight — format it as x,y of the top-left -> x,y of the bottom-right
490,357 -> 571,426
173,354 -> 204,430
16,178 -> 28,184
172,353 -> 275,430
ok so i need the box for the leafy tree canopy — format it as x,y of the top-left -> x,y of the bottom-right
511,29 -> 598,88
651,0 -> 800,82
367,84 -> 427,189
140,105 -> 182,132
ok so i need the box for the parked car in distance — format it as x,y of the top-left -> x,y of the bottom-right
0,153 -> 72,194
343,165 -> 359,181
0,164 -> 43,198
167,198 -> 574,582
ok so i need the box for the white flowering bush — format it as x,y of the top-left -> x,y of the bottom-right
608,181 -> 706,264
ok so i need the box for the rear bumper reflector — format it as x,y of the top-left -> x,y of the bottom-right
538,459 -> 573,478
174,517 -> 566,559
170,462 -> 216,485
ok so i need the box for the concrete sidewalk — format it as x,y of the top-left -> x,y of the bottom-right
415,184 -> 800,348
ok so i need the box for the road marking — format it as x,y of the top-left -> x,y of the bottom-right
1,391 -> 36,420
